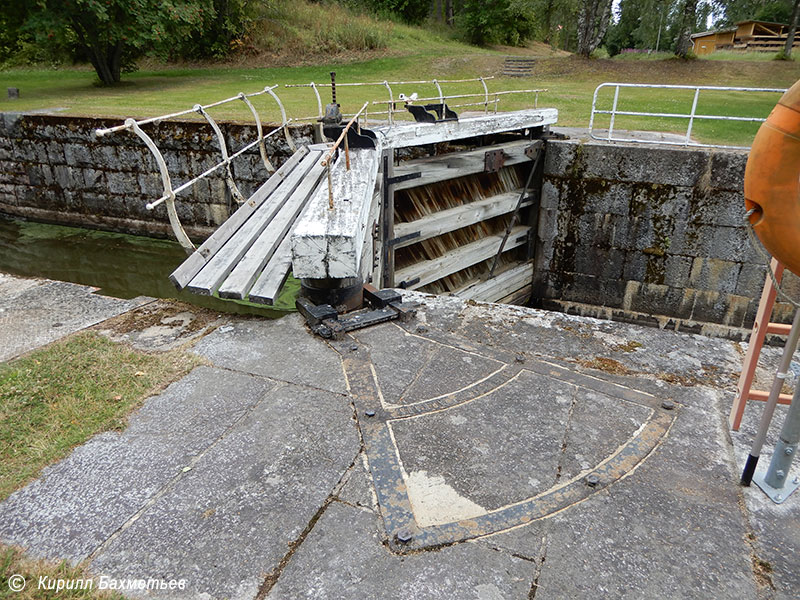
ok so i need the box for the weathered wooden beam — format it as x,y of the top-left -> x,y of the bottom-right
377,109 -> 557,149
394,225 -> 529,290
185,149 -> 322,296
169,145 -> 310,290
292,144 -> 383,280
392,190 -> 534,249
246,237 -> 292,305
217,159 -> 327,299
456,260 -> 534,302
393,140 -> 536,191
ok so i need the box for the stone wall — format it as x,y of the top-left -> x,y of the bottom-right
0,112 -> 312,239
534,138 -> 796,338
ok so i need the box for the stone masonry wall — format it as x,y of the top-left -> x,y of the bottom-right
534,138 -> 797,338
0,112 -> 312,239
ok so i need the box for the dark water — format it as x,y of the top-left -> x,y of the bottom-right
0,216 -> 296,317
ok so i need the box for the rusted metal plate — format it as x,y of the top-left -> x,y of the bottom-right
484,149 -> 506,173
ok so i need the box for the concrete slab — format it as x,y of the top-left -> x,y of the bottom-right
91,382 -> 359,600
264,501 -> 536,600
1,283 -> 796,600
192,314 -> 347,394
480,386 -> 761,600
0,367 -> 273,563
730,401 -> 800,599
0,273 -> 151,361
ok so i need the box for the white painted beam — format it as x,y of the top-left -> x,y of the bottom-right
376,109 -> 557,149
456,260 -> 534,302
394,225 -> 530,290
393,140 -> 537,191
291,142 -> 383,280
392,190 -> 533,248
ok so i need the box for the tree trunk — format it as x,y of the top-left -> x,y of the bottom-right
445,0 -> 454,26
577,0 -> 613,57
784,0 -> 800,57
675,0 -> 698,58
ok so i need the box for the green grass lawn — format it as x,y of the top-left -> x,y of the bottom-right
0,332 -> 201,502
1,48 -> 799,146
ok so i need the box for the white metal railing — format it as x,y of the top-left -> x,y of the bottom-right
95,75 -> 550,250
95,86 -> 295,252
589,82 -> 787,150
286,77 -> 509,125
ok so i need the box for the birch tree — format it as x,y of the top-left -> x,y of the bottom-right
576,0 -> 614,56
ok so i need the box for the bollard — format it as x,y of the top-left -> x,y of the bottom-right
753,375 -> 800,503
8,87 -> 19,99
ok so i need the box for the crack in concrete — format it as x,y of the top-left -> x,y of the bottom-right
528,533 -> 548,600
254,454 -> 360,600
86,382 -> 289,563
554,386 -> 579,483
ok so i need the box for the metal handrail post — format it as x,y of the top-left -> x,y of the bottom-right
608,85 -> 620,140
686,87 -> 701,145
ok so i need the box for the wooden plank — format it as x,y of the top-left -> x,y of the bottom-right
393,140 -> 535,191
169,145 -> 310,290
292,145 -> 383,280
377,109 -> 558,149
456,261 -> 534,302
247,236 -> 292,305
497,283 -> 532,306
395,225 -> 529,290
392,190 -> 534,248
217,159 -> 327,299
186,150 -> 321,295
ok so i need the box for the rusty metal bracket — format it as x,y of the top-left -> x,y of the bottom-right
484,149 -> 507,173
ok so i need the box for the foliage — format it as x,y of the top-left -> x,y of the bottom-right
175,0 -> 254,59
25,1 -> 212,84
712,0 -> 795,25
0,332 -> 200,501
248,0 -> 392,55
346,0 -> 432,24
460,0 -> 538,45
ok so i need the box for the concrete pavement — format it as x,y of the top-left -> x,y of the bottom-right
0,274 -> 797,599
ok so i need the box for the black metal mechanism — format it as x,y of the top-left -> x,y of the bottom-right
320,71 -> 378,149
487,140 -> 544,279
320,71 -> 343,138
405,103 -> 458,123
296,284 -> 416,339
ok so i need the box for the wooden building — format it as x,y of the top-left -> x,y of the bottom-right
691,20 -> 800,55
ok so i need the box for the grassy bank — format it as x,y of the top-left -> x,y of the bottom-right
1,545 -> 124,599
0,332 -> 201,501
2,52 -> 798,146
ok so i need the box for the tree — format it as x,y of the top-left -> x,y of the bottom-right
675,0 -> 698,56
461,0 -> 537,45
27,1 -> 210,85
784,0 -> 800,57
576,0 -> 614,56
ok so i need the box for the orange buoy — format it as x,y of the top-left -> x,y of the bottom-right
744,79 -> 800,276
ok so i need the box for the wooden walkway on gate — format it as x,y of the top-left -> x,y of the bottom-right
730,257 -> 794,430
169,145 -> 325,305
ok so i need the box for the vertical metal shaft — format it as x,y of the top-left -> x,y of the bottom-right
763,377 -> 800,489
330,71 -> 337,105
742,308 -> 800,485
